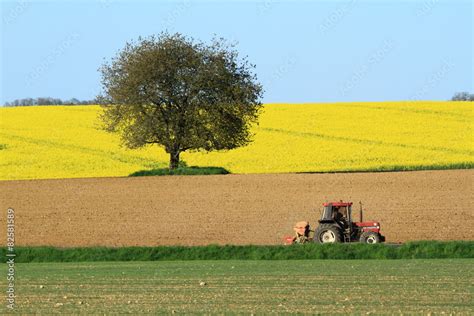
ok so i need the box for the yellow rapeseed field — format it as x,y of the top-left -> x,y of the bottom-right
0,102 -> 472,180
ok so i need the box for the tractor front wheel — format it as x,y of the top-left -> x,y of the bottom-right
359,232 -> 381,244
314,224 -> 342,244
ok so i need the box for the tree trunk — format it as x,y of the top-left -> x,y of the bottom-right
169,151 -> 180,169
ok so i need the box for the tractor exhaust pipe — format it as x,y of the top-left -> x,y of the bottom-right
359,201 -> 363,223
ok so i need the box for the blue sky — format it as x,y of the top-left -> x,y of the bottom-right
1,0 -> 472,104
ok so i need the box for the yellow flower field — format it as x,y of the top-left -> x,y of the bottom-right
0,101 -> 472,180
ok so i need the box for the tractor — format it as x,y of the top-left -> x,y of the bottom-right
286,201 -> 385,244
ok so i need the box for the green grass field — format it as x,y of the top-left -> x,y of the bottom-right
1,259 -> 472,314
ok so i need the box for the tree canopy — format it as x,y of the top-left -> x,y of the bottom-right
98,33 -> 263,169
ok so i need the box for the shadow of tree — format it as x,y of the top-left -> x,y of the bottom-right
129,166 -> 230,177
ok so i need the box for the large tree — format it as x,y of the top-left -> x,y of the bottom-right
98,33 -> 263,169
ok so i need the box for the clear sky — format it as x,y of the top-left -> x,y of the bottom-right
1,0 -> 472,104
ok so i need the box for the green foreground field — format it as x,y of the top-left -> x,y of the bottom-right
1,259 -> 472,314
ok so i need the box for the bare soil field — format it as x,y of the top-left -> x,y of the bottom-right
0,170 -> 472,247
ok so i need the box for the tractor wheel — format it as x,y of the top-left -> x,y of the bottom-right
359,232 -> 381,244
314,224 -> 342,244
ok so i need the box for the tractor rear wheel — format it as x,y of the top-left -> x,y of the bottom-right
314,224 -> 342,244
359,232 -> 381,244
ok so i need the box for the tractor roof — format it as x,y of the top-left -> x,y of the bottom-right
323,202 -> 353,207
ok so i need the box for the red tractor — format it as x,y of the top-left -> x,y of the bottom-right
286,201 -> 385,244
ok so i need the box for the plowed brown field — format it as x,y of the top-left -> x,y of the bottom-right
0,170 -> 472,247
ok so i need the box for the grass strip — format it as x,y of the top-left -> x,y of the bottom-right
2,241 -> 472,262
297,162 -> 474,174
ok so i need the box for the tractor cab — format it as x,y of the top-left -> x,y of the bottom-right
320,202 -> 353,227
285,201 -> 385,244
316,201 -> 385,243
